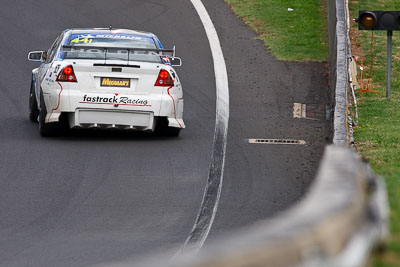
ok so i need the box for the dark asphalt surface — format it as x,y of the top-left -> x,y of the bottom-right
202,0 -> 331,241
0,0 -> 331,266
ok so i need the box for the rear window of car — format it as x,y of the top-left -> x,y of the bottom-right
63,33 -> 162,63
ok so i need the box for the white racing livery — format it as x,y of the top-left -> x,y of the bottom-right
28,28 -> 184,136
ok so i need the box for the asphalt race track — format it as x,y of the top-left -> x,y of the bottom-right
0,0 -> 331,266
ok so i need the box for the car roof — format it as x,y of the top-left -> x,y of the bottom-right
68,28 -> 156,38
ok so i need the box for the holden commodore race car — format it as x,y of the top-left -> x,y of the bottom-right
28,28 -> 184,136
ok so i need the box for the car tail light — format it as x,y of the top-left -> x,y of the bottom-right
56,65 -> 77,82
154,69 -> 174,86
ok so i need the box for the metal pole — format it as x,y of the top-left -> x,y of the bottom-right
387,30 -> 392,99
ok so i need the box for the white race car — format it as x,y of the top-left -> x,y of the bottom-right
28,28 -> 184,136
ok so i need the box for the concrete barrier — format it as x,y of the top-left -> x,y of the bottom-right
330,0 -> 350,146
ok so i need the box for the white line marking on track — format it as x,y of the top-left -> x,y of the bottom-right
179,0 -> 230,254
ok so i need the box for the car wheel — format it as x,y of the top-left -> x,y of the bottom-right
155,117 -> 181,137
39,92 -> 59,137
29,81 -> 39,122
165,127 -> 180,137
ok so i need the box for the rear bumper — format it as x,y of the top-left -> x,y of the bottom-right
43,89 -> 185,130
69,109 -> 156,131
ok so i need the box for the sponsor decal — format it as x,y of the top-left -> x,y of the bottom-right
81,94 -> 149,106
69,34 -> 154,44
71,37 -> 93,44
44,77 -> 54,84
162,56 -> 171,65
100,77 -> 130,88
55,64 -> 61,73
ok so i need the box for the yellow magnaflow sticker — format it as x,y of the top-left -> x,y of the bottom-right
100,77 -> 131,88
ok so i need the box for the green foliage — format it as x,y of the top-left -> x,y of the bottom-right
225,0 -> 328,61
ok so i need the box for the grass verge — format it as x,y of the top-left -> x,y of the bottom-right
224,0 -> 328,61
349,1 -> 400,266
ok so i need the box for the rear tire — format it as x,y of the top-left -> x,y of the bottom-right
164,127 -> 180,137
155,117 -> 181,137
29,81 -> 39,122
39,92 -> 59,137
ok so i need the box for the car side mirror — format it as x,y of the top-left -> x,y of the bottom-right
28,51 -> 46,62
170,57 -> 182,67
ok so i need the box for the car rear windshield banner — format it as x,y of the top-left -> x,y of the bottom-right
69,33 -> 154,45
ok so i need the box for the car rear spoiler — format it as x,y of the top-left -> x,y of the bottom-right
62,45 -> 181,66
62,45 -> 176,57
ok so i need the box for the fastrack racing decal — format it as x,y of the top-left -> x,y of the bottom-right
81,94 -> 150,106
